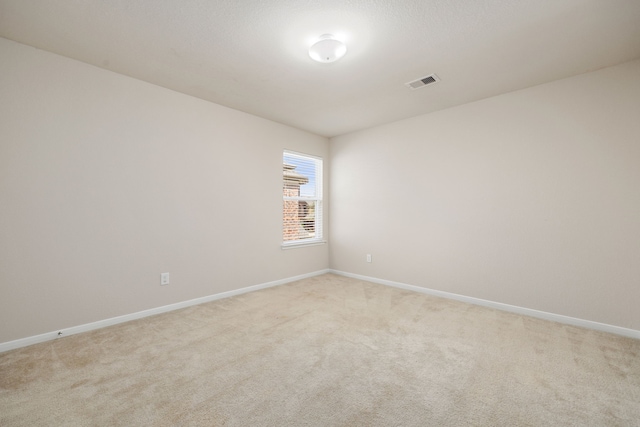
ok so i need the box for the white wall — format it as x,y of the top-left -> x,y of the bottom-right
2,34 -> 639,345
330,59 -> 640,331
0,38 -> 329,344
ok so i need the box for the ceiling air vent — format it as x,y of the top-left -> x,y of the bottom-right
405,74 -> 440,90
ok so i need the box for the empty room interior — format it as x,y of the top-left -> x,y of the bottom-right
1,1 -> 640,425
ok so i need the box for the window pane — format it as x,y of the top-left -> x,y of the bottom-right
284,154 -> 317,198
282,200 -> 316,241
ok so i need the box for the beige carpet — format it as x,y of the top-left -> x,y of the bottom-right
1,273 -> 639,426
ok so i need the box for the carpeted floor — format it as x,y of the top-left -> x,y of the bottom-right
1,273 -> 639,426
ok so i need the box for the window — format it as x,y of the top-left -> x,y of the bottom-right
282,151 -> 323,247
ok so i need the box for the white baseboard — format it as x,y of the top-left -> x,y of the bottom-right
0,269 -> 330,353
329,270 -> 640,340
4,268 -> 637,353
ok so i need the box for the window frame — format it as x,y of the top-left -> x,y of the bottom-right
282,150 -> 325,249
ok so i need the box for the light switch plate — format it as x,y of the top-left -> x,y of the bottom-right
161,272 -> 170,285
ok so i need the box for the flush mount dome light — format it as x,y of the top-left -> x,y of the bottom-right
309,34 -> 347,63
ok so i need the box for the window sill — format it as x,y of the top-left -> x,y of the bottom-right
281,240 -> 327,250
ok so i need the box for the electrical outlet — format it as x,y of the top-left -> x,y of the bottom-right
161,272 -> 170,285
366,254 -> 372,263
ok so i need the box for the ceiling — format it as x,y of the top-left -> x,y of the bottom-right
1,0 -> 640,137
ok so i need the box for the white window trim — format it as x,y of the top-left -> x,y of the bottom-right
281,239 -> 327,250
282,150 -> 324,249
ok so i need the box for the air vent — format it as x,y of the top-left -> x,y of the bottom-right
405,74 -> 440,90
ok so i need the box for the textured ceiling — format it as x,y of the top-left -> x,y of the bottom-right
1,0 -> 640,137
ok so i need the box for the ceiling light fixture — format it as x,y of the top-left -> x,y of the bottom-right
309,34 -> 347,63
